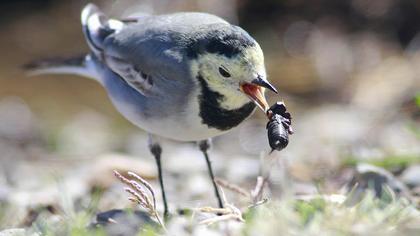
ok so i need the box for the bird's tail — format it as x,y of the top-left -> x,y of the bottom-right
24,4 -> 121,81
23,54 -> 99,80
81,4 -> 123,57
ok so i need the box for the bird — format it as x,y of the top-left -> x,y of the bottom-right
26,3 -> 278,219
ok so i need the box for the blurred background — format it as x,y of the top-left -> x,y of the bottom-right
0,0 -> 419,230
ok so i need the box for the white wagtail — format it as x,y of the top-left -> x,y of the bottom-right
27,4 -> 278,218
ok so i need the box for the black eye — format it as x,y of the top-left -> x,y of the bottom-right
218,67 -> 231,78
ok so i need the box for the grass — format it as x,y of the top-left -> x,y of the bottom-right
294,197 -> 327,225
2,160 -> 420,235
415,93 -> 420,108
343,155 -> 420,173
11,189 -> 418,236
36,212 -> 106,236
2,155 -> 420,235
243,193 -> 419,236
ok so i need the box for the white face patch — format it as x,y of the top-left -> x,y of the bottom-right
189,44 -> 266,110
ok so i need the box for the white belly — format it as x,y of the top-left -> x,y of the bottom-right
110,94 -> 228,141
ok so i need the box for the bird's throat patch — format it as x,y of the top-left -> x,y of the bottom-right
197,75 -> 256,131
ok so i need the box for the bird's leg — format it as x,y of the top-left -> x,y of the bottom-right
198,139 -> 224,208
148,135 -> 169,220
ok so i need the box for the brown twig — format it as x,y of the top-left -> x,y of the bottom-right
215,178 -> 251,198
251,176 -> 268,204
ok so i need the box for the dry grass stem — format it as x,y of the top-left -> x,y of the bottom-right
199,213 -> 244,226
197,203 -> 245,226
251,176 -> 268,204
197,186 -> 244,225
107,218 -> 118,224
248,198 -> 268,209
113,170 -> 166,230
198,207 -> 232,215
128,171 -> 157,209
124,187 -> 149,208
129,180 -> 153,208
215,178 -> 251,198
215,176 -> 270,212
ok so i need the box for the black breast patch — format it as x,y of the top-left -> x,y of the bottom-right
197,75 -> 256,131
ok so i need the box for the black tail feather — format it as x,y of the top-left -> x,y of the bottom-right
23,54 -> 98,80
23,54 -> 86,71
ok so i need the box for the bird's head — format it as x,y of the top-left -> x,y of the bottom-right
187,24 -> 277,111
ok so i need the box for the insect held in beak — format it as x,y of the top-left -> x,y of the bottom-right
266,102 -> 293,152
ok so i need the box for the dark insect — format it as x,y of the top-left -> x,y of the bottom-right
266,102 -> 293,152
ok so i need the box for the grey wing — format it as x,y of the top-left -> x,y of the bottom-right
82,4 -> 228,96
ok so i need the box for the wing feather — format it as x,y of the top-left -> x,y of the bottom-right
82,4 -> 228,96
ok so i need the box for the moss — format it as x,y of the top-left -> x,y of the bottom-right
343,155 -> 420,172
294,198 -> 326,225
415,93 -> 420,108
